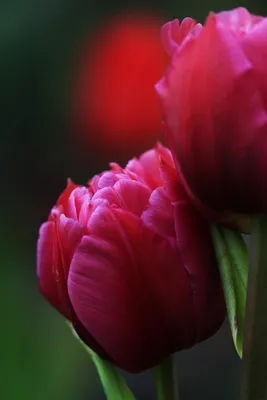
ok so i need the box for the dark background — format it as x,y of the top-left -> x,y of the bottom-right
2,1 -> 265,399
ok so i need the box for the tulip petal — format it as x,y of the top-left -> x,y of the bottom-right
68,206 -> 193,372
113,179 -> 151,216
138,145 -> 172,187
97,172 -> 123,188
37,218 -> 110,359
55,179 -> 78,215
67,187 -> 91,221
241,18 -> 267,110
92,180 -> 151,217
125,145 -> 173,189
37,221 -> 71,318
37,214 -> 86,318
55,214 -> 86,275
92,186 -> 123,208
216,7 -> 263,31
141,187 -> 176,239
161,18 -> 202,56
161,19 -> 181,56
173,199 -> 226,342
156,12 -> 267,213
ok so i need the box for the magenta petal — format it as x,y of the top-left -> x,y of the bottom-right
92,179 -> 152,219
37,217 -> 109,360
67,187 -> 91,221
124,144 -> 173,190
97,171 -> 121,188
56,214 -> 86,276
37,221 -> 71,318
126,148 -> 162,188
56,179 -> 78,214
157,12 -> 267,212
37,215 -> 85,319
216,7 -> 263,30
138,148 -> 163,188
37,222 -> 57,304
92,186 -> 122,208
161,18 -> 202,56
241,18 -> 267,110
141,187 -> 175,239
114,179 -> 151,216
68,207 -> 193,372
173,200 -> 225,342
161,20 -> 181,56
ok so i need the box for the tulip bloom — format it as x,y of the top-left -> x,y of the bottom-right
37,144 -> 225,373
156,8 -> 267,224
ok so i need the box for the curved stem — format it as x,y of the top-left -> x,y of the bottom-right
68,323 -> 135,400
242,216 -> 267,400
153,355 -> 179,400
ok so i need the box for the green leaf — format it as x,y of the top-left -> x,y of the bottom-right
69,324 -> 136,400
211,226 -> 248,358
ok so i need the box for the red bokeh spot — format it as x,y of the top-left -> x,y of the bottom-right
73,12 -> 169,152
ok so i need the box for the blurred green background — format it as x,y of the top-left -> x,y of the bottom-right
2,1 -> 266,399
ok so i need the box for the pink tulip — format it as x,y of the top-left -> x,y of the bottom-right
156,8 -> 267,227
37,144 -> 225,372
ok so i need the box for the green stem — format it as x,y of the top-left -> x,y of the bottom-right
68,323 -> 135,400
153,355 -> 179,400
242,215 -> 267,400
